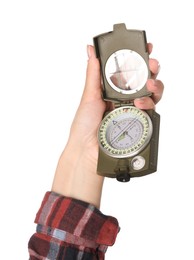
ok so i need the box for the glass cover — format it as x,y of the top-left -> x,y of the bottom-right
105,49 -> 148,94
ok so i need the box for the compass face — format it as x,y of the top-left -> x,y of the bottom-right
98,106 -> 153,158
105,49 -> 148,94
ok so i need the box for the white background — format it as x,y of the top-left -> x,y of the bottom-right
0,1 -> 194,259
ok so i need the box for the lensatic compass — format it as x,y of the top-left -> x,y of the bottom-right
93,23 -> 160,182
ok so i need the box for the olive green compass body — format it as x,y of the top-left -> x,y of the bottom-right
93,23 -> 160,182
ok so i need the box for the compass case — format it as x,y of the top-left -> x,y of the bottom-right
94,23 -> 160,182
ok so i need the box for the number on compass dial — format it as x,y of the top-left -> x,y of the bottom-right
98,106 -> 153,158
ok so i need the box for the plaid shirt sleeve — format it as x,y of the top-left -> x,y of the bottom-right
28,191 -> 120,259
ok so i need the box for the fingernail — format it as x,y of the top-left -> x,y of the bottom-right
135,97 -> 146,103
157,62 -> 161,73
87,45 -> 91,58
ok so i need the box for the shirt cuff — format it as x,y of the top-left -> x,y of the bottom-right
34,191 -> 120,248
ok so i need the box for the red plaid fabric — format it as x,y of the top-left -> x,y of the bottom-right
28,191 -> 119,259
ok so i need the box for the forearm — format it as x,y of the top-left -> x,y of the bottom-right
51,140 -> 104,209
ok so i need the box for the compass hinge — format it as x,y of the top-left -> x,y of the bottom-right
114,101 -> 134,108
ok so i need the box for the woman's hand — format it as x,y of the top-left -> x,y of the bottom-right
51,44 -> 164,208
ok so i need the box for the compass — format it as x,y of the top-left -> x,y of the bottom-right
93,23 -> 160,182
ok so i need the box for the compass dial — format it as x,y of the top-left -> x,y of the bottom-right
98,106 -> 153,158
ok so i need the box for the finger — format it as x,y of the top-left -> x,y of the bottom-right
147,42 -> 153,55
146,79 -> 164,104
134,96 -> 155,110
149,58 -> 160,79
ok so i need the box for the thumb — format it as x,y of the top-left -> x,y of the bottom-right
81,45 -> 102,102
